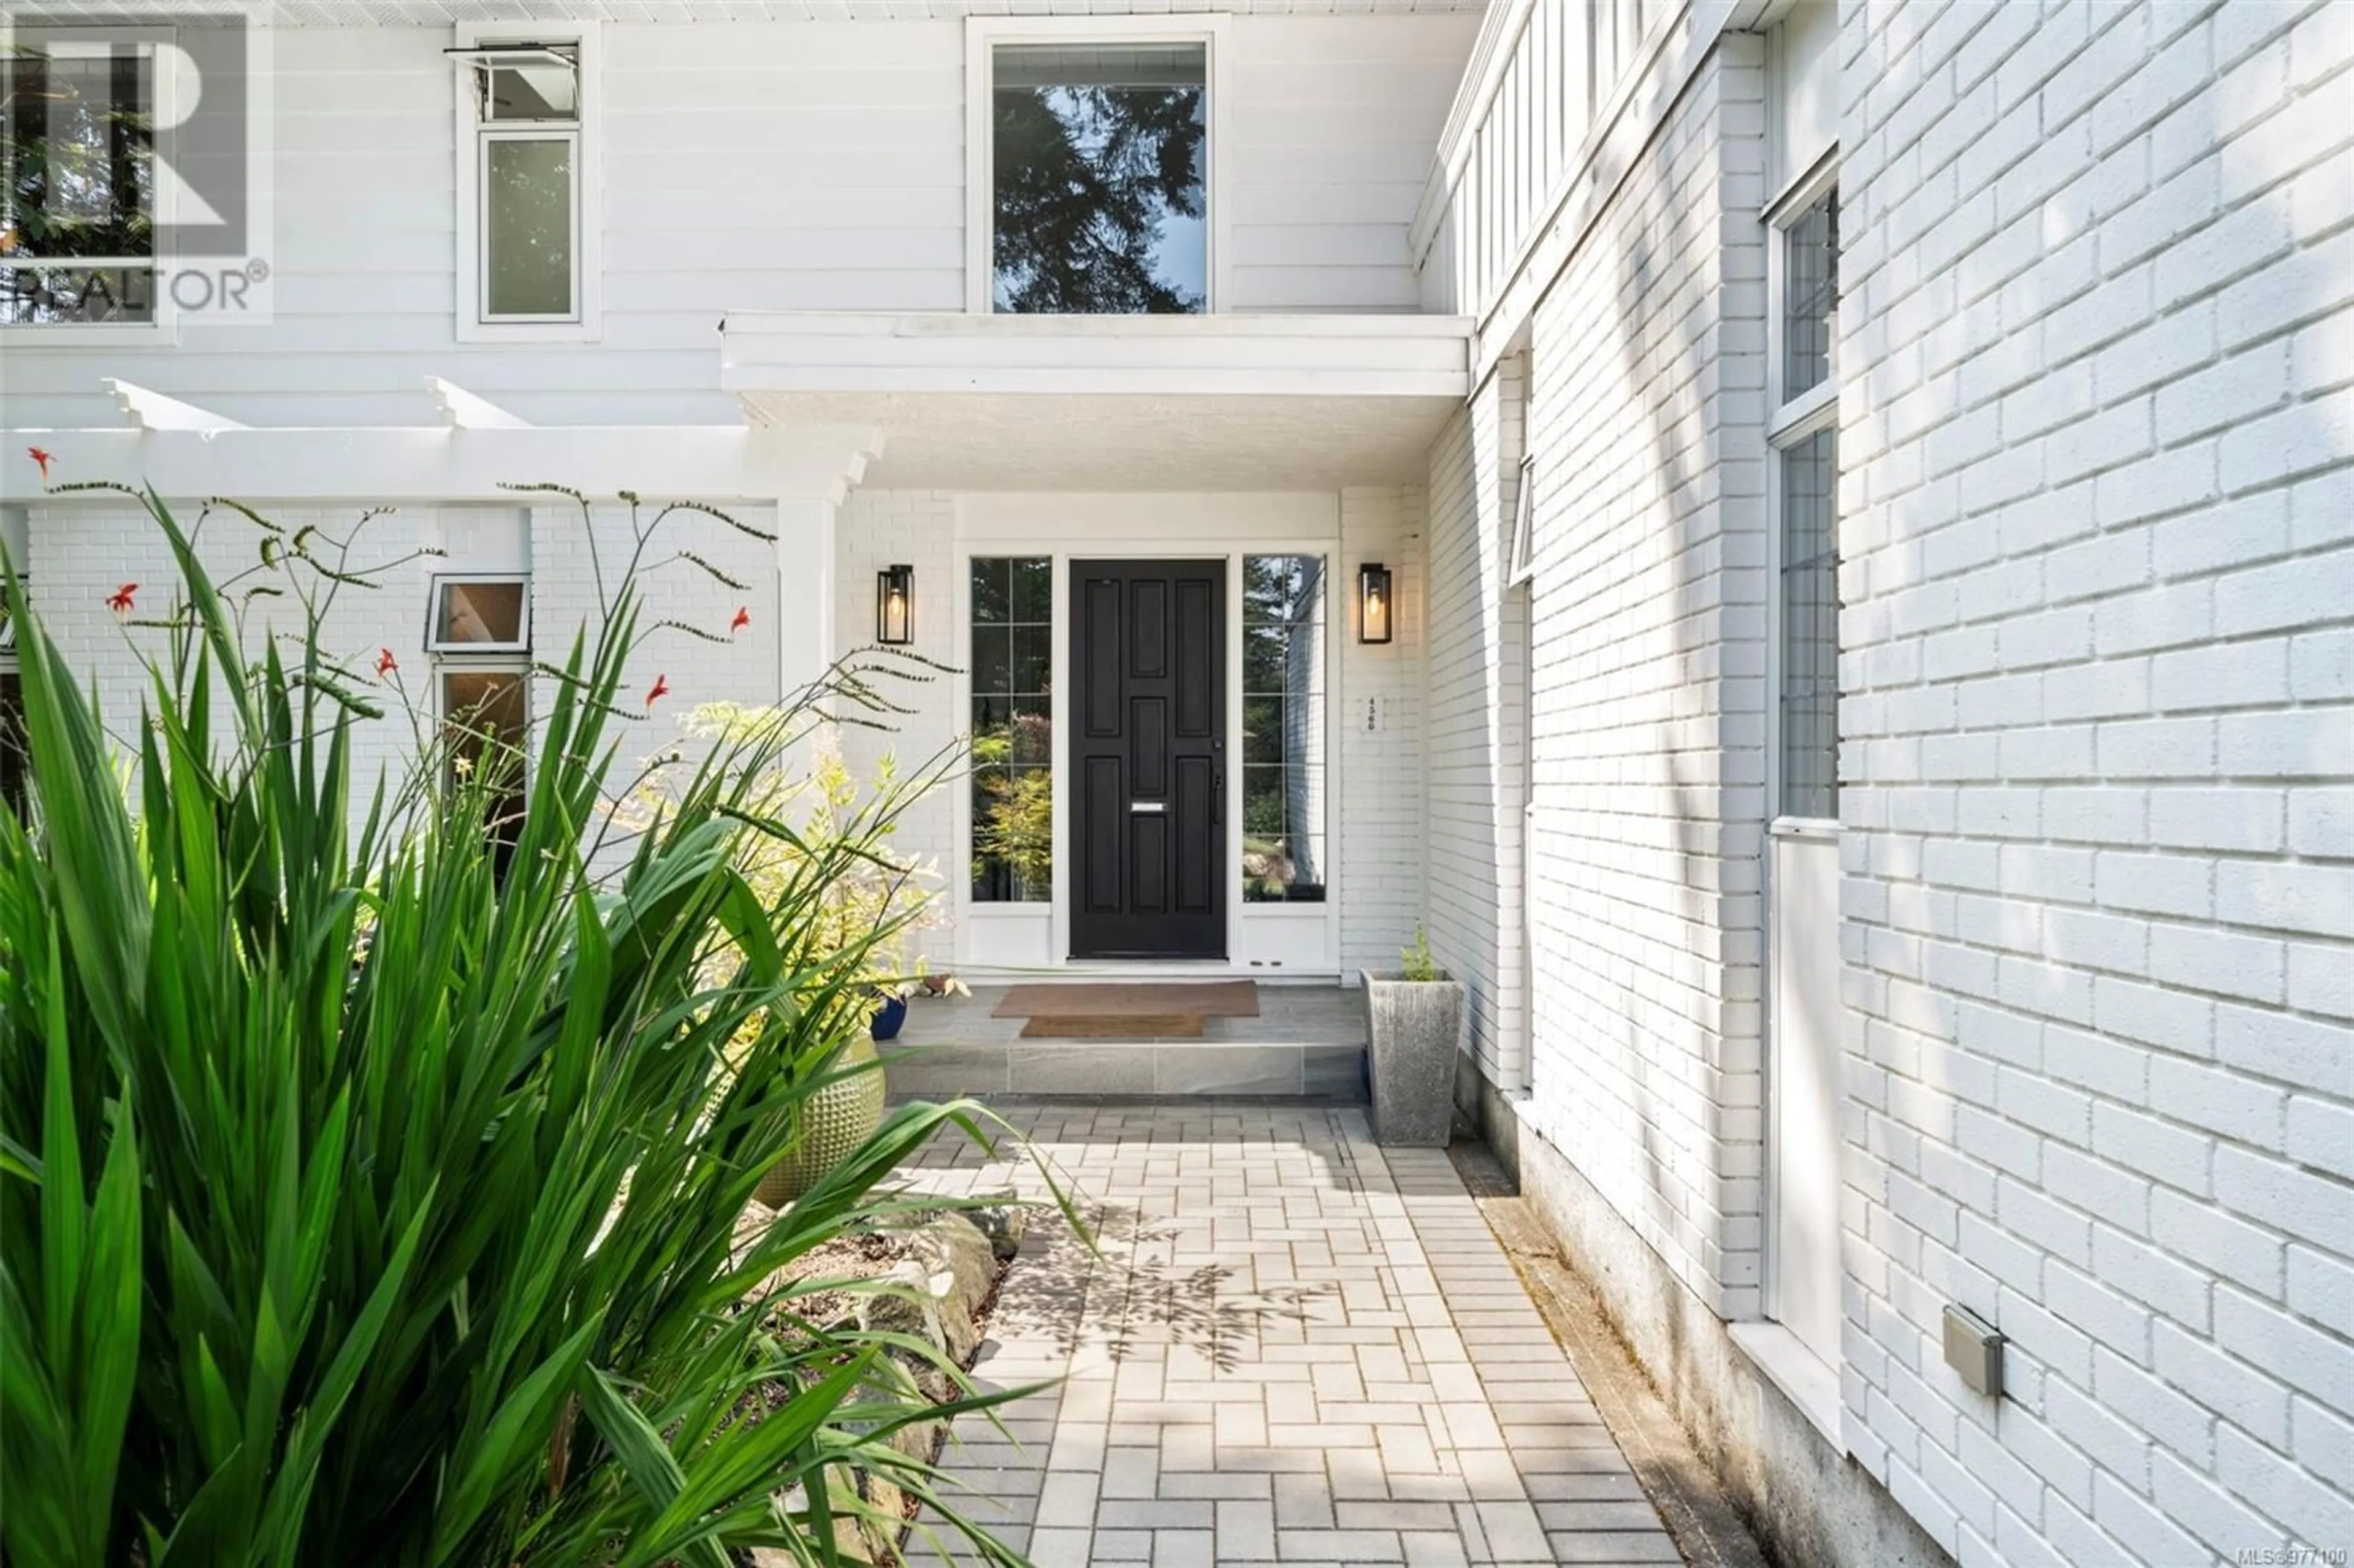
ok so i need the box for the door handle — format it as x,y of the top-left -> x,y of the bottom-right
1130,801 -> 1165,813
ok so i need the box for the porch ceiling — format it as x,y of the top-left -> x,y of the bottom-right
722,310 -> 1471,490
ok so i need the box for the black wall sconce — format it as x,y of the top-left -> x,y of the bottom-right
875,564 -> 913,645
1358,562 -> 1393,645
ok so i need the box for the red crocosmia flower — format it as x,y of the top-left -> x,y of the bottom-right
646,674 -> 670,706
729,606 -> 750,636
106,582 -> 137,614
376,647 -> 398,676
27,446 -> 53,484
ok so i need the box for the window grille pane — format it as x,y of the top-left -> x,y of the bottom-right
484,137 -> 574,318
434,579 -> 527,646
992,42 -> 1206,314
1783,191 -> 1837,400
972,556 -> 1053,903
1778,428 -> 1838,820
1242,555 -> 1327,901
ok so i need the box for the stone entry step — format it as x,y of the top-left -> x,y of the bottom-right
880,983 -> 1369,1098
882,1040 -> 1366,1099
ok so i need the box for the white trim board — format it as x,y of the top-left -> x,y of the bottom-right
0,424 -> 882,503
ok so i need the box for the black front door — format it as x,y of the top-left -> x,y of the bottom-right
1070,559 -> 1226,959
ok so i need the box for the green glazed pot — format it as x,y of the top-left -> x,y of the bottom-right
754,1031 -> 888,1209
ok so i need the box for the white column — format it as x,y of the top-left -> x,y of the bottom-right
774,495 -> 837,699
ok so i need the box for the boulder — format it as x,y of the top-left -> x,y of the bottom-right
966,1196 -> 1030,1262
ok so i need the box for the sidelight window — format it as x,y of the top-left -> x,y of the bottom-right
1241,555 -> 1327,902
970,555 -> 1053,903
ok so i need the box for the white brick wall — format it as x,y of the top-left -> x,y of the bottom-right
1474,34 -> 1772,1320
1837,2 -> 2354,1564
1339,484 -> 1429,978
1422,357 -> 1532,1085
832,489 -> 961,972
16,492 -> 785,854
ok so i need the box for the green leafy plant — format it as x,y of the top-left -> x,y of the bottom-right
0,484 -> 1057,1566
1400,924 -> 1442,983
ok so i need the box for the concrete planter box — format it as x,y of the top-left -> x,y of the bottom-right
1362,972 -> 1465,1146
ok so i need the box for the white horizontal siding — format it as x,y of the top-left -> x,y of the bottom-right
2,12 -> 1476,430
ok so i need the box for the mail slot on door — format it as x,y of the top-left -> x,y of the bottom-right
1130,801 -> 1165,813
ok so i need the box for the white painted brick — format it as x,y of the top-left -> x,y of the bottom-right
2214,1002 -> 2354,1095
2148,1448 -> 2291,1566
2091,1102 -> 2214,1196
2148,1055 -> 2287,1151
2217,1422 -> 2354,1549
2093,1345 -> 2221,1464
2288,1244 -> 2354,1339
2146,922 -> 2286,1004
2214,1151 -> 2354,1262
2152,1187 -> 2287,1302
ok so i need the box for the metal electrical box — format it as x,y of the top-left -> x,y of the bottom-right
1943,1304 -> 2006,1397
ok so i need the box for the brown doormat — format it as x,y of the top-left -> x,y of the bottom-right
1018,1013 -> 1205,1040
992,980 -> 1259,1020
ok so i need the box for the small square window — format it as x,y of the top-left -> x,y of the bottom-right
1507,455 -> 1536,587
475,47 -> 579,121
427,576 -> 529,652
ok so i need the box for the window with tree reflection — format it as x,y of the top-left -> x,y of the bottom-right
991,42 -> 1206,314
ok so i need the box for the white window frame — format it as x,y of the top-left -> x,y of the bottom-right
452,21 -> 600,343
963,13 -> 1232,316
1762,151 -> 1840,835
1506,453 -> 1536,588
0,26 -> 181,346
425,571 -> 531,655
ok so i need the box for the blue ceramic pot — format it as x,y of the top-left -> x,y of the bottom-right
869,993 -> 908,1042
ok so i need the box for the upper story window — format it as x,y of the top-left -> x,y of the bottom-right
452,26 -> 599,341
2,36 -> 157,326
472,45 -> 577,321
972,21 -> 1218,314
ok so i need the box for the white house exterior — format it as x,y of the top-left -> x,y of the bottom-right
2,2 -> 2349,1567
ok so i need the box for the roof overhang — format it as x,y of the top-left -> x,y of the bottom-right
720,311 -> 1472,490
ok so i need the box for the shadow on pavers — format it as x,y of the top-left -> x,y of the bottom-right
1449,1138 -> 1777,1568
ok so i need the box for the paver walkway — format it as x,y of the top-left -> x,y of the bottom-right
899,1102 -> 1687,1567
